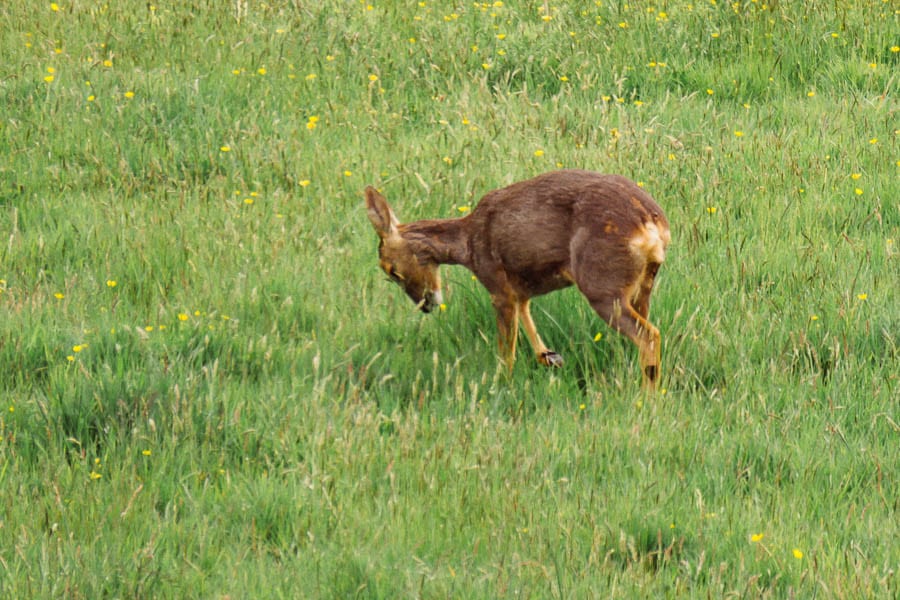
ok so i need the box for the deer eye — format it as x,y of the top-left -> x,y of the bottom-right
387,266 -> 404,282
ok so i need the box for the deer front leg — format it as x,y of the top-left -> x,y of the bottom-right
491,294 -> 520,371
520,299 -> 563,367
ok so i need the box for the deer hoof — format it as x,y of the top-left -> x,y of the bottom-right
540,351 -> 564,368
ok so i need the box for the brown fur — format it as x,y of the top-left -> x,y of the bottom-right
365,170 -> 670,389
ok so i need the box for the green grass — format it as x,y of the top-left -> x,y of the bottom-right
1,1 -> 897,597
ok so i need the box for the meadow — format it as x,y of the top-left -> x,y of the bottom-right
0,0 -> 897,597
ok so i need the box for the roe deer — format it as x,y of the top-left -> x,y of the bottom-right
365,170 -> 670,388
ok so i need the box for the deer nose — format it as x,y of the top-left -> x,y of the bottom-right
420,289 -> 443,313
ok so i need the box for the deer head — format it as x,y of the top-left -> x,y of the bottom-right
365,187 -> 443,313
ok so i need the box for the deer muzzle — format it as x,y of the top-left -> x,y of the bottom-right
419,289 -> 443,313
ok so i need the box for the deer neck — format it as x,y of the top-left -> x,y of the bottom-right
400,217 -> 472,268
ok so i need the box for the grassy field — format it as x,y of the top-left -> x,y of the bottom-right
1,1 -> 897,597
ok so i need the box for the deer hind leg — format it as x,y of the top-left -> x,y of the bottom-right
491,293 -> 520,371
520,299 -> 563,367
589,294 -> 661,390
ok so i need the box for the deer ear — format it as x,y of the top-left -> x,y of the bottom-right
365,186 -> 399,238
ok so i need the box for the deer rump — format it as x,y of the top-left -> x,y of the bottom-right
365,170 -> 670,389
